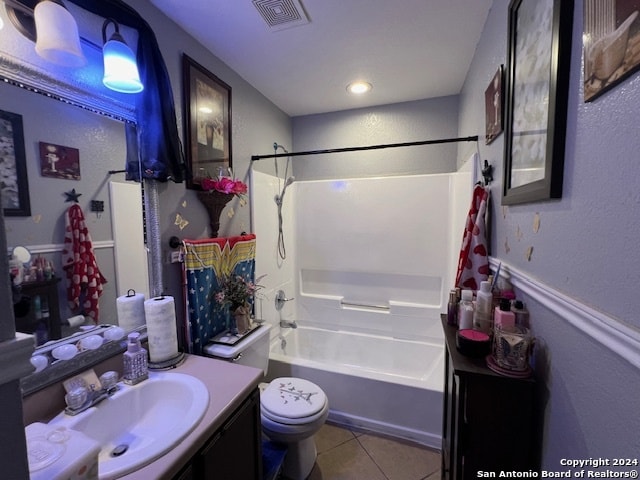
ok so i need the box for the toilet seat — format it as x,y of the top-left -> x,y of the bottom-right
261,377 -> 327,425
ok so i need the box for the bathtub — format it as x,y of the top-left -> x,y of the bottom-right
265,325 -> 445,449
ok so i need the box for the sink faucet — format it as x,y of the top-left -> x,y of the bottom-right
64,370 -> 119,416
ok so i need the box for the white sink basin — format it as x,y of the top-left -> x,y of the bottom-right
49,371 -> 209,479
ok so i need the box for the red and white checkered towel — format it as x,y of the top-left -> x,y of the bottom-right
62,204 -> 107,324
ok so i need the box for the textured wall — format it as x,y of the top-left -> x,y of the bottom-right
292,96 -> 460,180
459,0 -> 640,466
122,0 -> 292,319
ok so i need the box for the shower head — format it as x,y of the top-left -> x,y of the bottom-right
275,176 -> 295,205
280,176 -> 295,199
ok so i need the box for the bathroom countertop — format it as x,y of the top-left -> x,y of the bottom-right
120,353 -> 263,480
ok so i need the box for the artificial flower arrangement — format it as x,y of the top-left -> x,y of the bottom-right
213,273 -> 265,334
200,176 -> 248,197
214,274 -> 263,309
196,172 -> 249,237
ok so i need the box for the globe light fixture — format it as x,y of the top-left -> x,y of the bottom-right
102,18 -> 143,94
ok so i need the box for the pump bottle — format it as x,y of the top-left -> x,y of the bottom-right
123,332 -> 148,385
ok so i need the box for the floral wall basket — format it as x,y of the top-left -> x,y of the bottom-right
196,190 -> 233,237
196,177 -> 247,237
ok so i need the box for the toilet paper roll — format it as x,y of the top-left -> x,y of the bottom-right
144,296 -> 179,363
67,315 -> 86,328
116,291 -> 146,332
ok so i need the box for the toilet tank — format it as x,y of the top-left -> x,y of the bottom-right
203,323 -> 271,375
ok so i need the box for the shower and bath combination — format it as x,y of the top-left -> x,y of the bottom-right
251,135 -> 481,447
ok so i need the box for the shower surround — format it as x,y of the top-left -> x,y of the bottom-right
251,165 -> 473,446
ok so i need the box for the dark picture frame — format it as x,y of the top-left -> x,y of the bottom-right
39,142 -> 81,180
485,65 -> 504,145
0,109 -> 31,216
182,54 -> 232,190
584,1 -> 640,102
502,0 -> 573,205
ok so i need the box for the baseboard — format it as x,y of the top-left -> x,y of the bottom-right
489,258 -> 640,370
327,409 -> 442,451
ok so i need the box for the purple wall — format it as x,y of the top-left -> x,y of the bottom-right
459,0 -> 640,466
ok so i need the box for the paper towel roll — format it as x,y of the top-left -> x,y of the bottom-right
116,291 -> 146,332
144,296 -> 179,363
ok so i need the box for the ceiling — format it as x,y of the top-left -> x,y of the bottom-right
149,0 -> 493,117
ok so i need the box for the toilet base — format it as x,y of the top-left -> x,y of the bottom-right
280,435 -> 317,480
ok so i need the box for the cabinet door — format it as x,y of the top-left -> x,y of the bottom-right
173,464 -> 194,480
442,350 -> 464,480
197,390 -> 262,479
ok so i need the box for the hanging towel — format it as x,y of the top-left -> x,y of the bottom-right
182,234 -> 256,354
455,185 -> 490,291
62,204 -> 108,324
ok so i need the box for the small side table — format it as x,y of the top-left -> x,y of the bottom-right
440,315 -> 538,478
15,278 -> 62,344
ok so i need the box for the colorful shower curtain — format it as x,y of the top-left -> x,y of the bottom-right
182,234 -> 256,355
455,184 -> 490,291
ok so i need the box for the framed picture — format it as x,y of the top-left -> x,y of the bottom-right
0,109 -> 31,216
485,65 -> 504,145
182,54 -> 232,190
502,0 -> 573,205
39,142 -> 81,180
584,1 -> 640,102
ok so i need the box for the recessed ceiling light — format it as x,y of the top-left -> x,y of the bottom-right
347,81 -> 372,95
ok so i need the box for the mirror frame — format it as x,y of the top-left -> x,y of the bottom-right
21,326 -> 147,396
0,48 -> 136,123
502,0 -> 573,205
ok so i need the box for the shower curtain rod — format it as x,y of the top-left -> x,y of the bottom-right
250,135 -> 479,161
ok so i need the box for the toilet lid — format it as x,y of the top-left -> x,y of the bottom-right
261,377 -> 327,419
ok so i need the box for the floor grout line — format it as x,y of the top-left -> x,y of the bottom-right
355,433 -> 391,480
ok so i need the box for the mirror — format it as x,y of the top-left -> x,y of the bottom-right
0,4 -> 151,392
2,79 -> 148,341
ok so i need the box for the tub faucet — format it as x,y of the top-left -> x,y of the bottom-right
280,319 -> 297,329
275,289 -> 294,311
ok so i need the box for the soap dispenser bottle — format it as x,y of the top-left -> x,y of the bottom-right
123,332 -> 148,385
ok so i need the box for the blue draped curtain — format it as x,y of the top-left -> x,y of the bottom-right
69,0 -> 185,182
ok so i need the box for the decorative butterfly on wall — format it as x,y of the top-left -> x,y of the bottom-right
175,213 -> 189,230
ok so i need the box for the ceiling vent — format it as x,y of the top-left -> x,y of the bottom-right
253,0 -> 310,31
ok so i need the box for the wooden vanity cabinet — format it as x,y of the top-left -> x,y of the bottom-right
441,316 -> 537,479
174,388 -> 263,480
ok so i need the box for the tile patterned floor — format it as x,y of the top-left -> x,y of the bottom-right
305,422 -> 441,480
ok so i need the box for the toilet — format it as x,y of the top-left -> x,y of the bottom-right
203,323 -> 328,480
